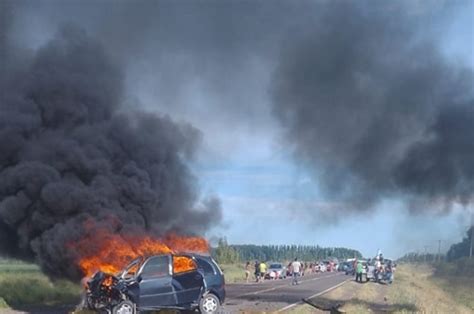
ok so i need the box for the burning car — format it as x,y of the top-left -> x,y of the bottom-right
83,253 -> 225,313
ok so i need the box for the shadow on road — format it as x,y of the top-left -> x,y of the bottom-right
231,285 -> 320,303
305,296 -> 418,313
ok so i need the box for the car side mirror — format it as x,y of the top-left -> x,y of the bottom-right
136,275 -> 142,283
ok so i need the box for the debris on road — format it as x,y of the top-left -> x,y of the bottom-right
302,298 -> 344,313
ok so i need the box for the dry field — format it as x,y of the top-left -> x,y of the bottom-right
290,264 -> 474,313
0,259 -> 80,312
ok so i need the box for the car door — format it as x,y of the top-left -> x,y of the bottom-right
195,256 -> 225,302
195,256 -> 218,286
138,255 -> 176,309
171,255 -> 204,306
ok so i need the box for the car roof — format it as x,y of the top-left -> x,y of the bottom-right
143,252 -> 211,258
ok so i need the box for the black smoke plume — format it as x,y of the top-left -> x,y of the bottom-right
0,26 -> 221,279
272,1 -> 474,215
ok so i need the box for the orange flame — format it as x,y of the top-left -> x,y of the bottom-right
173,255 -> 197,273
102,275 -> 114,288
69,227 -> 209,277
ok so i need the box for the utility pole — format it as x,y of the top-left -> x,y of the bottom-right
437,240 -> 441,263
470,211 -> 473,259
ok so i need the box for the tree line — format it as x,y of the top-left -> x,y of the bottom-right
446,226 -> 473,261
397,252 -> 444,263
212,238 -> 362,264
398,226 -> 473,263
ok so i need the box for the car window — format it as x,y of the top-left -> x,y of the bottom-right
196,258 -> 215,275
123,262 -> 140,279
270,264 -> 282,268
119,257 -> 143,279
173,255 -> 197,274
140,256 -> 170,278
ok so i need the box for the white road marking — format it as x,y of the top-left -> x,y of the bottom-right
234,273 -> 342,298
276,278 -> 350,312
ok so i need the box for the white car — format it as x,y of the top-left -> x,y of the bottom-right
265,263 -> 287,279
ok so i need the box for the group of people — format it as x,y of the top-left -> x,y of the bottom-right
244,260 -> 268,283
353,254 -> 395,284
244,258 -> 303,285
308,261 -> 336,273
373,257 -> 395,284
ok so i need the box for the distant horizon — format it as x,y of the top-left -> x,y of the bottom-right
2,0 -> 473,274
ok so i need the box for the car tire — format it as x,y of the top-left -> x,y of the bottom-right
199,293 -> 220,313
112,300 -> 135,314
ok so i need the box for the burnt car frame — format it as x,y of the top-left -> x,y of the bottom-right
84,253 -> 225,314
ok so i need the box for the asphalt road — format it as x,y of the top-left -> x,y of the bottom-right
222,271 -> 350,312
13,272 -> 349,313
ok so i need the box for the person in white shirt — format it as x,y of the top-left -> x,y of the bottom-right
374,257 -> 381,281
291,258 -> 302,285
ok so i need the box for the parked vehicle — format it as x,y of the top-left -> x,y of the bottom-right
265,262 -> 287,279
84,253 -> 225,314
344,263 -> 355,276
366,262 -> 375,282
319,263 -> 327,272
340,261 -> 351,273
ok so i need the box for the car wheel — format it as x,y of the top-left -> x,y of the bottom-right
112,300 -> 135,314
199,293 -> 220,313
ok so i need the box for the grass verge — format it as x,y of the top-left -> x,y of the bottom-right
289,264 -> 473,313
432,259 -> 474,311
0,258 -> 81,309
219,263 -> 249,283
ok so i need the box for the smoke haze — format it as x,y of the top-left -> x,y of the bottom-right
1,0 -> 473,262
272,1 -> 474,215
0,23 -> 221,279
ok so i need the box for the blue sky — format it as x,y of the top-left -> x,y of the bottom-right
126,1 -> 473,258
11,0 -> 474,259
192,135 -> 472,258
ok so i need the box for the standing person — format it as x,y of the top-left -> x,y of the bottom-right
374,257 -> 381,282
291,258 -> 302,285
259,261 -> 267,282
385,262 -> 393,284
245,261 -> 251,283
355,261 -> 363,283
254,260 -> 260,282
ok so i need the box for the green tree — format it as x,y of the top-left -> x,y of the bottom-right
447,227 -> 473,261
213,237 -> 240,264
228,244 -> 361,262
